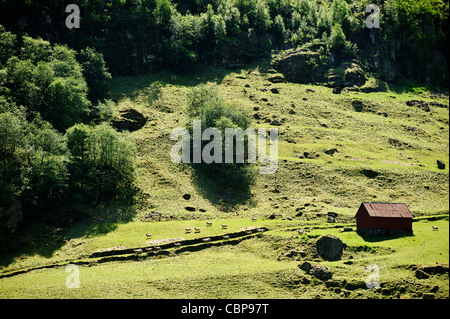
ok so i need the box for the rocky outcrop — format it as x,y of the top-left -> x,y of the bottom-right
406,100 -> 448,112
415,264 -> 449,279
299,261 -> 333,281
271,46 -> 329,83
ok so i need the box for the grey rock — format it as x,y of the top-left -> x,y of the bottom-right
316,234 -> 344,261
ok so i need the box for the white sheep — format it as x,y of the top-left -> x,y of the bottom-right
223,235 -> 230,239
194,227 -> 201,233
202,238 -> 211,242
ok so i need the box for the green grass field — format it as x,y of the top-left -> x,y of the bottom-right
0,62 -> 448,299
0,218 -> 448,298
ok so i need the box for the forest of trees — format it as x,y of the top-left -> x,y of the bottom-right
0,0 -> 448,234
0,25 -> 134,234
0,0 -> 448,80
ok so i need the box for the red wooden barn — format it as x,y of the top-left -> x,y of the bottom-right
356,202 -> 413,232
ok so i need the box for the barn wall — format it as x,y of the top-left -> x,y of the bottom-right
356,206 -> 413,231
356,206 -> 371,229
370,217 -> 412,231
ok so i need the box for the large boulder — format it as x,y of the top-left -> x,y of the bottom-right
112,108 -> 147,132
316,234 -> 344,261
343,63 -> 366,87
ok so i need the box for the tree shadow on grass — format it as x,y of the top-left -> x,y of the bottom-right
190,163 -> 255,211
0,197 -> 141,271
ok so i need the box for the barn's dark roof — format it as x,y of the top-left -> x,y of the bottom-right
359,202 -> 413,218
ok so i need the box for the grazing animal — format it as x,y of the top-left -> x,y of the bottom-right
154,246 -> 161,251
257,228 -> 265,232
185,228 -> 192,233
252,217 -> 257,221
223,235 -> 230,239
146,233 -> 152,238
202,238 -> 211,242
174,242 -> 181,247
194,227 -> 201,233
134,248 -> 143,253
221,224 -> 228,229
245,230 -> 252,234
432,226 -> 439,231
145,247 -> 152,252
206,222 -> 213,227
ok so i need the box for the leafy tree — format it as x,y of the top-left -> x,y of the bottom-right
0,25 -> 17,67
23,117 -> 69,208
218,2 -> 241,37
329,23 -> 347,50
19,36 -> 52,64
186,83 -> 250,165
272,14 -> 287,45
45,77 -> 90,131
331,0 -> 351,34
253,0 -> 272,34
0,108 -> 69,210
78,47 -> 112,100
66,123 -> 136,201
154,0 -> 174,26
0,110 -> 28,207
163,12 -> 200,70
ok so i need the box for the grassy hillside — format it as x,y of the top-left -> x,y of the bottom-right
0,62 -> 448,299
